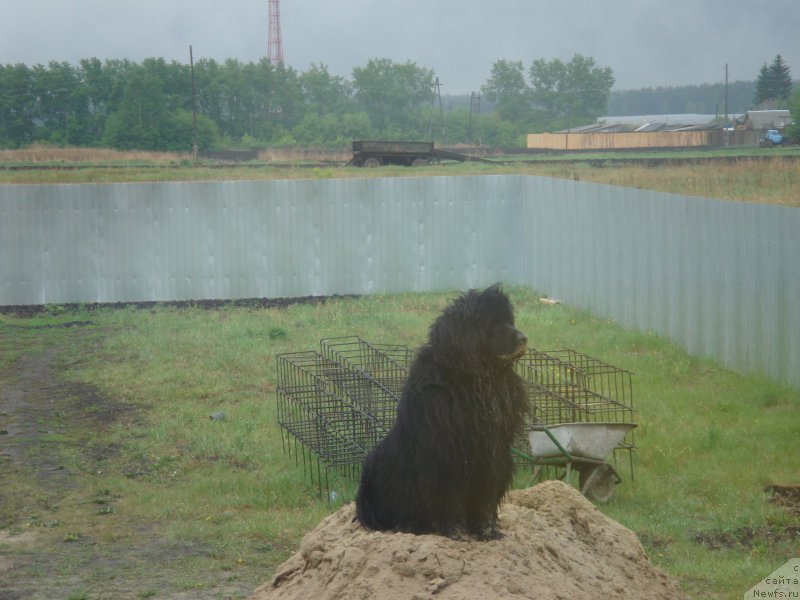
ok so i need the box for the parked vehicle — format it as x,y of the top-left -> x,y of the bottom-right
758,129 -> 786,147
348,140 -> 494,167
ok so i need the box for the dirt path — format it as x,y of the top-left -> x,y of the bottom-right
1,325 -> 96,510
0,323 -> 255,599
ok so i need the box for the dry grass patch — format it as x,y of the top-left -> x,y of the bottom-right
527,157 -> 800,207
0,144 -> 188,164
2,145 -> 799,208
257,147 -> 349,162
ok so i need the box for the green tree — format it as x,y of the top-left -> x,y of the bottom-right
754,63 -> 771,105
291,112 -> 343,145
0,63 -> 37,147
609,81 -> 756,116
529,54 -> 614,129
299,63 -> 353,115
241,60 -> 304,141
481,59 -> 531,123
755,55 -> 793,105
769,55 -> 793,100
352,58 -> 434,134
787,88 -> 800,142
265,63 -> 305,133
102,69 -> 171,149
78,57 -> 117,142
193,58 -> 226,135
32,61 -> 94,146
190,58 -> 302,143
167,109 -> 219,151
340,111 -> 375,140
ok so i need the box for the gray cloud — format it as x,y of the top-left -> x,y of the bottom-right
2,0 -> 798,93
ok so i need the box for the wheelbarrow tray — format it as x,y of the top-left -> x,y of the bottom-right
528,422 -> 636,461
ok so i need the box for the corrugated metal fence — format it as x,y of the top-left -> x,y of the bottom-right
521,177 -> 799,389
1,175 -> 798,388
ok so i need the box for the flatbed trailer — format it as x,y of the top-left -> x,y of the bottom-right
349,140 -> 495,167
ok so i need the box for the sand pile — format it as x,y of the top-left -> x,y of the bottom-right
247,481 -> 685,600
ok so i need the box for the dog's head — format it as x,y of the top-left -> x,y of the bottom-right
428,284 -> 528,368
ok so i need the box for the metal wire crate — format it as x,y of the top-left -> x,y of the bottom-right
320,336 -> 412,400
276,339 -> 413,496
277,341 -> 635,498
275,351 -> 375,465
516,348 -> 634,427
513,348 -> 636,482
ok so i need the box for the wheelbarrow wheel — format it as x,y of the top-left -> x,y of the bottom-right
579,464 -> 618,503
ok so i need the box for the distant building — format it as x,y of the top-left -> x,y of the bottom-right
529,112 -> 757,151
598,114 -> 721,129
560,114 -> 744,135
735,110 -> 792,130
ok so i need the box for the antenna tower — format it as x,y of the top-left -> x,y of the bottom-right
267,0 -> 284,64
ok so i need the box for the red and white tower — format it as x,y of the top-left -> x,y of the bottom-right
267,0 -> 284,65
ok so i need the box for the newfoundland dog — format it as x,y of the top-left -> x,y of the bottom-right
356,284 -> 528,539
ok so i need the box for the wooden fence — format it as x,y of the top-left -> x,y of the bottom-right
527,129 -> 761,151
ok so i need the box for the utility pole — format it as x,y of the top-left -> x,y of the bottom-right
724,63 -> 729,147
467,92 -> 481,144
190,45 -> 198,160
724,63 -> 729,121
427,78 -> 446,143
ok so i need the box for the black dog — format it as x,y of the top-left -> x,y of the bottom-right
356,284 -> 528,539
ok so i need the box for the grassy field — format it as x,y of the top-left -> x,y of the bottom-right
1,145 -> 799,207
0,147 -> 798,597
1,289 -> 798,599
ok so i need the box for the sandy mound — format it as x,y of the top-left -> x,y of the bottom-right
248,481 -> 685,600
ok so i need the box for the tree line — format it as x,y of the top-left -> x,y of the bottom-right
610,55 -> 796,117
0,54 -> 795,151
608,81 -> 757,117
0,54 -> 617,151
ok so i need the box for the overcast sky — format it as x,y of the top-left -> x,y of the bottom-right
2,0 -> 798,93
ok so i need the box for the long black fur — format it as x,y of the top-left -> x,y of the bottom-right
356,284 -> 528,539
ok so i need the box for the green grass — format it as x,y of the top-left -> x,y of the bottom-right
1,288 -> 798,599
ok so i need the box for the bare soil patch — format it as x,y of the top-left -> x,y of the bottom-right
693,525 -> 800,551
766,484 -> 800,517
0,327 -> 131,488
0,294 -> 356,318
0,324 -> 256,599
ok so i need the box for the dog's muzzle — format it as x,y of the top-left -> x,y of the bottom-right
498,332 -> 528,362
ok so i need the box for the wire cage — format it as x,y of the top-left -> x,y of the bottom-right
513,348 -> 636,479
275,351 -> 371,488
320,336 -> 413,401
276,340 -> 635,497
275,338 -> 412,496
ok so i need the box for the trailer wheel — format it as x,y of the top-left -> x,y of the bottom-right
363,157 -> 380,168
411,157 -> 430,167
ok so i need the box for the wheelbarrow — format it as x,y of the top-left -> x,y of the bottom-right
519,422 -> 637,503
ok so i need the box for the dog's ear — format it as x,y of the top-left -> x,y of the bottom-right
477,284 -> 513,318
483,283 -> 503,296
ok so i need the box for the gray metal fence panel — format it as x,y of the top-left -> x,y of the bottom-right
1,175 -> 797,389
520,176 -> 800,389
1,176 -> 523,303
